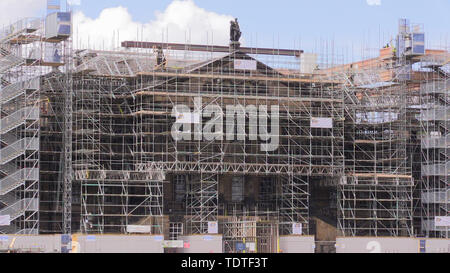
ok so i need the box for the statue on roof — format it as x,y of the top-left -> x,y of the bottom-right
230,18 -> 241,43
156,45 -> 167,69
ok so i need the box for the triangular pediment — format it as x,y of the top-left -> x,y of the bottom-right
186,51 -> 284,78
144,50 -> 291,96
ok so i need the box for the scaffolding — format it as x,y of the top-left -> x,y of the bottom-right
419,59 -> 449,238
40,71 -> 72,234
0,18 -> 43,235
222,216 -> 278,253
71,77 -> 164,234
2,10 -> 448,246
62,43 -> 345,237
338,50 -> 414,237
38,12 -> 73,234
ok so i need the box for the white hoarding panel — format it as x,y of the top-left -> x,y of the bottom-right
0,215 -> 10,226
336,237 -> 419,253
300,53 -> 318,74
162,240 -> 184,248
208,221 -> 218,234
126,225 -> 151,233
181,235 -> 223,253
279,236 -> 315,253
311,118 -> 333,128
45,12 -> 72,39
246,242 -> 256,252
86,235 -> 96,241
234,60 -> 257,71
292,223 -> 302,235
435,216 -> 450,227
44,43 -> 62,63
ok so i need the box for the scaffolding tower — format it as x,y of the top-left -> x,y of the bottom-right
419,53 -> 449,237
0,18 -> 43,235
339,56 -> 414,237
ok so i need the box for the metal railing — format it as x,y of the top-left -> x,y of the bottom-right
421,190 -> 450,204
421,162 -> 450,176
421,135 -> 450,149
0,107 -> 39,135
0,193 -> 18,206
420,79 -> 449,95
0,168 -> 39,195
0,49 -> 24,73
0,77 -> 39,104
0,138 -> 39,165
422,220 -> 450,232
418,107 -> 449,121
0,198 -> 38,221
0,18 -> 40,44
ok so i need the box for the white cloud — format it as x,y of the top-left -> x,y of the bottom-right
366,0 -> 381,6
0,0 -> 46,27
73,0 -> 234,50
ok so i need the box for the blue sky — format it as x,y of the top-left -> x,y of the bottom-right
1,0 -> 447,61
68,0 -> 449,53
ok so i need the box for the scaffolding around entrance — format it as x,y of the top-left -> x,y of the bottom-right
222,216 -> 278,253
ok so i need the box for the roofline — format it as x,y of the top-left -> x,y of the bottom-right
121,41 -> 303,57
